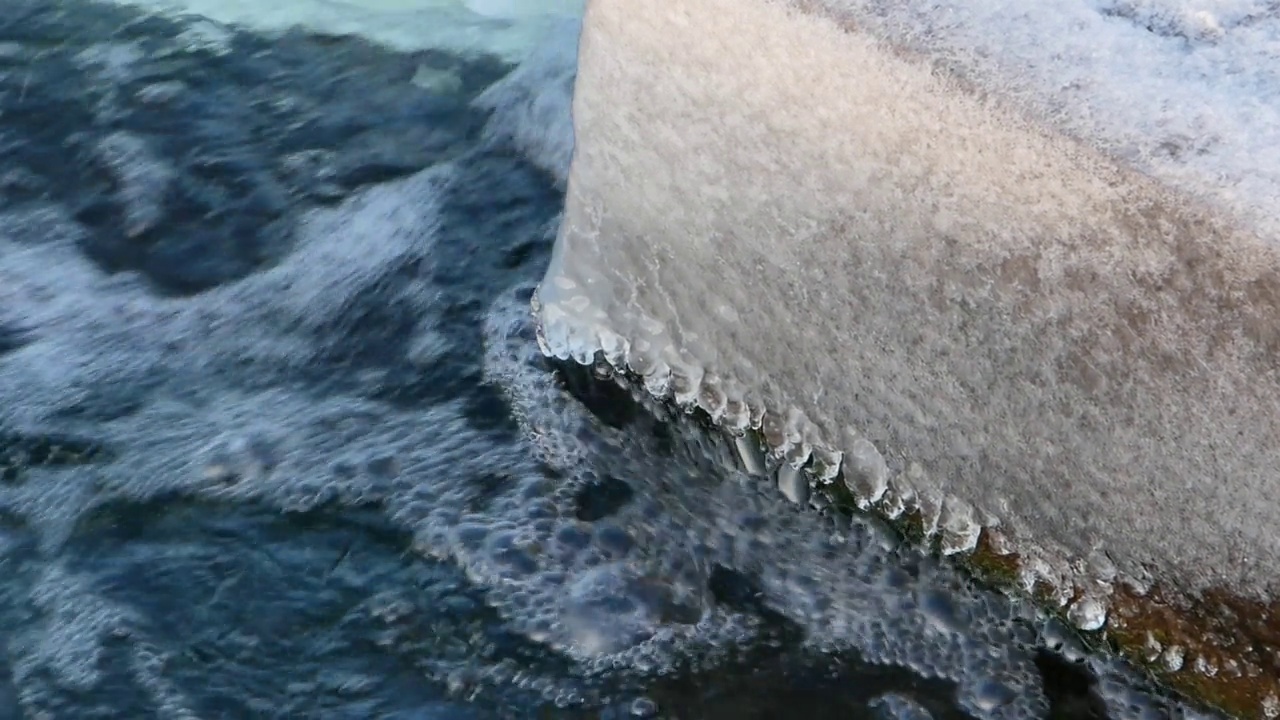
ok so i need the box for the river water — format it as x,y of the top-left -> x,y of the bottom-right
0,2 -> 1223,718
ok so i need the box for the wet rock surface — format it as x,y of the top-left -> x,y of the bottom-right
0,1 -> 1224,718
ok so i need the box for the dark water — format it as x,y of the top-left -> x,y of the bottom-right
0,2 -> 1221,719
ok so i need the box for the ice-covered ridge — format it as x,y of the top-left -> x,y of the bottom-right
528,0 -> 1130,615
538,0 -> 1280,596
532,279 -> 1095,610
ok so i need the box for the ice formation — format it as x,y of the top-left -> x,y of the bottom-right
531,9 -> 1280,717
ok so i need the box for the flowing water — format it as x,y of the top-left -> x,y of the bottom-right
0,2 -> 1227,718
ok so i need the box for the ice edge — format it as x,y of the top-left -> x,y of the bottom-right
534,278 -> 1129,643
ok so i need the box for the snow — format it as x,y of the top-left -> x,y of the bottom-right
836,0 -> 1280,235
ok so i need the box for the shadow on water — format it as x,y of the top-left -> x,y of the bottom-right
4,482 -> 1108,719
54,497 -> 557,718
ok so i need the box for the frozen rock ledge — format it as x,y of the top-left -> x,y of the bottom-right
533,0 -> 1280,715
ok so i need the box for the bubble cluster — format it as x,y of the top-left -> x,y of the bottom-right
870,692 -> 935,719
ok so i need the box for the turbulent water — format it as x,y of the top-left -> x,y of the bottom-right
0,2 -> 1227,718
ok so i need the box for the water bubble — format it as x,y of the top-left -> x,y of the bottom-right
969,677 -> 1017,711
593,525 -> 635,559
918,587 -> 967,635
870,692 -> 934,719
628,696 -> 658,717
